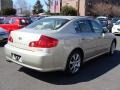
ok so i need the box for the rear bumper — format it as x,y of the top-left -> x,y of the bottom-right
6,57 -> 51,71
5,44 -> 62,72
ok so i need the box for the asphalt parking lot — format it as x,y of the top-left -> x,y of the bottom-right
0,36 -> 120,90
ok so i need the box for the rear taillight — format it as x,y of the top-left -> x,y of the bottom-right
29,35 -> 58,48
8,35 -> 13,42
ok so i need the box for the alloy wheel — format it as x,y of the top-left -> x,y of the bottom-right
110,42 -> 116,54
68,53 -> 81,74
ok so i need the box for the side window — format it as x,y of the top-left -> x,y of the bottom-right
4,18 -> 11,24
90,20 -> 103,33
74,21 -> 81,32
79,20 -> 92,32
4,18 -> 16,24
11,19 -> 16,24
74,20 -> 92,33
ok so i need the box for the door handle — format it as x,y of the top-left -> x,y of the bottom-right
97,37 -> 101,39
81,38 -> 94,40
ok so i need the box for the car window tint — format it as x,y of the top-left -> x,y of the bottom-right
79,20 -> 92,32
4,18 -> 11,24
74,21 -> 81,32
90,20 -> 103,33
11,18 -> 16,24
0,18 -> 4,24
74,20 -> 92,33
4,18 -> 15,24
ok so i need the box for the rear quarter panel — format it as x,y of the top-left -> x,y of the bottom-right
47,22 -> 85,70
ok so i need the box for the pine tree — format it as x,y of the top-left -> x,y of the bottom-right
33,0 -> 44,14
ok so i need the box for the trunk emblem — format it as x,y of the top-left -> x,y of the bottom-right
18,37 -> 22,40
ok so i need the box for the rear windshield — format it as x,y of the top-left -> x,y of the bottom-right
26,18 -> 69,30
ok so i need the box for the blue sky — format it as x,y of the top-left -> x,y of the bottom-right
13,0 -> 47,10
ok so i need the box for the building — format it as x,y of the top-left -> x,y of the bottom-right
50,0 -> 61,13
62,0 -> 120,16
62,0 -> 86,16
0,0 -> 13,11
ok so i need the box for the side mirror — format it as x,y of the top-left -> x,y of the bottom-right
102,27 -> 109,33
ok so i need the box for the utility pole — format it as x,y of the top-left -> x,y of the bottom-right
60,0 -> 62,13
77,0 -> 80,16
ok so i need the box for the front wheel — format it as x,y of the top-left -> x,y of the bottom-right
65,50 -> 82,75
109,41 -> 116,55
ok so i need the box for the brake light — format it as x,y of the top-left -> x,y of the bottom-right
29,35 -> 58,48
8,35 -> 13,42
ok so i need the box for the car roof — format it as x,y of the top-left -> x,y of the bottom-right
5,16 -> 29,19
112,17 -> 120,20
97,16 -> 108,19
45,16 -> 93,20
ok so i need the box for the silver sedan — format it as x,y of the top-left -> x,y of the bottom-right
5,16 -> 116,75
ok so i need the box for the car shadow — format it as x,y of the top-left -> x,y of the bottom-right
19,50 -> 120,85
0,42 -> 7,47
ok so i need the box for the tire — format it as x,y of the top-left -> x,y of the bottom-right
109,41 -> 116,55
65,50 -> 82,75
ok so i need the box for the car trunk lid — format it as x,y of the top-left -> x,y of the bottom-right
9,28 -> 56,51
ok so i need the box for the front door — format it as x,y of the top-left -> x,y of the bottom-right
74,20 -> 100,59
89,20 -> 109,54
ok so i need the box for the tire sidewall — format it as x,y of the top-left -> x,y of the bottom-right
109,41 -> 116,55
65,50 -> 82,75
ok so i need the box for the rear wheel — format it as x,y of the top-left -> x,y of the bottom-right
65,50 -> 82,75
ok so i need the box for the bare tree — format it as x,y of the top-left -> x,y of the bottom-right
45,0 -> 51,12
14,0 -> 31,15
91,3 -> 112,16
111,6 -> 120,17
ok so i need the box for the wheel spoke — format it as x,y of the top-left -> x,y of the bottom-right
73,66 -> 79,73
75,54 -> 80,60
76,59 -> 80,64
70,60 -> 74,65
69,53 -> 81,74
76,61 -> 80,67
70,64 -> 74,71
72,55 -> 76,60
